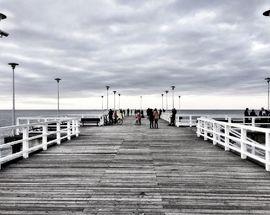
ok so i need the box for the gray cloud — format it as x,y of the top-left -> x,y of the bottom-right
1,0 -> 270,108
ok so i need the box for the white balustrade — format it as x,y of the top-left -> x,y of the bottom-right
0,118 -> 80,169
197,117 -> 270,171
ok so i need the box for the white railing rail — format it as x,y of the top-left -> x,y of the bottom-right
197,117 -> 270,171
161,113 -> 270,127
0,118 -> 80,169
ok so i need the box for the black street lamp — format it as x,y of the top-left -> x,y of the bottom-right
265,78 -> 270,111
106,86 -> 110,110
161,93 -> 164,110
118,93 -> 121,109
165,90 -> 169,110
113,91 -> 117,110
8,63 -> 19,125
101,96 -> 104,110
54,78 -> 61,117
171,86 -> 175,109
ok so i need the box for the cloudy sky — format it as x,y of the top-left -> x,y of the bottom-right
0,0 -> 270,109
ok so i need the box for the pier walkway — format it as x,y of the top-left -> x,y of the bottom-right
1,117 -> 270,214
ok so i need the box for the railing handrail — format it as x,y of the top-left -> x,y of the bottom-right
0,117 -> 80,169
198,117 -> 270,133
197,117 -> 270,171
2,118 -> 75,130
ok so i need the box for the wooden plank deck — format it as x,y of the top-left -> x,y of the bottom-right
0,117 -> 270,214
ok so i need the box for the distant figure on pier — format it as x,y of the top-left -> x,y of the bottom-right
259,108 -> 266,116
147,108 -> 154,128
170,108 -> 177,126
244,108 -> 249,123
153,108 -> 159,129
108,109 -> 113,124
127,109 -> 130,116
250,109 -> 257,116
135,111 -> 141,125
159,109 -> 162,119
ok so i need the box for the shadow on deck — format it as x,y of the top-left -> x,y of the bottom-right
0,117 -> 269,214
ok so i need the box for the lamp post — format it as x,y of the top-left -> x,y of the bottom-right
140,96 -> 142,111
54,78 -> 61,117
118,93 -> 121,109
178,95 -> 181,110
165,90 -> 169,110
0,13 -> 9,38
266,78 -> 270,111
161,93 -> 164,110
101,96 -> 104,110
106,86 -> 110,110
8,63 -> 19,125
171,86 -> 175,109
113,91 -> 116,110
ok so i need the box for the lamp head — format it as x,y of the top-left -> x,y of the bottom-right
161,93 -> 164,96
265,77 -> 270,83
118,93 -> 121,96
263,10 -> 270,16
178,95 -> 181,98
8,63 -> 19,69
113,90 -> 116,94
101,95 -> 104,98
171,85 -> 175,90
0,29 -> 9,37
0,13 -> 7,21
165,90 -> 169,94
106,85 -> 110,90
55,78 -> 61,83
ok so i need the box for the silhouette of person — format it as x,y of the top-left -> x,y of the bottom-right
244,108 -> 249,123
153,108 -> 159,129
170,108 -> 177,126
250,109 -> 257,116
108,109 -> 113,124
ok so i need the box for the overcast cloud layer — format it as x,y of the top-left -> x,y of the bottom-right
1,0 -> 270,109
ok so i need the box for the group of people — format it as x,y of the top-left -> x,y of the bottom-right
244,107 -> 269,124
146,108 -> 161,128
107,109 -> 124,125
244,107 -> 269,117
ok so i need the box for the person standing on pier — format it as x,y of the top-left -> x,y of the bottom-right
170,108 -> 177,126
108,109 -> 113,124
244,108 -> 250,124
147,108 -> 154,128
153,108 -> 159,129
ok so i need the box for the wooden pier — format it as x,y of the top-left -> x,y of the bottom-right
0,117 -> 270,214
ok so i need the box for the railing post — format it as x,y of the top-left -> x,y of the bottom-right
22,127 -> 29,158
56,122 -> 61,145
72,119 -> 75,135
204,121 -> 208,141
265,132 -> 270,171
224,125 -> 230,151
75,120 -> 79,137
189,116 -> 192,127
42,124 -> 48,150
213,123 -> 217,145
228,117 -> 231,123
197,120 -> 201,137
240,128 -> 247,159
252,118 -> 255,127
67,120 -> 71,140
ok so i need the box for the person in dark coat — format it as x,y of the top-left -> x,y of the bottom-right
108,109 -> 113,124
244,108 -> 249,124
170,108 -> 177,126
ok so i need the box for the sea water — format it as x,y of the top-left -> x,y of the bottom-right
0,109 -> 244,127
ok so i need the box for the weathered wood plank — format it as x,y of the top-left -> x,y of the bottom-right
0,117 -> 269,214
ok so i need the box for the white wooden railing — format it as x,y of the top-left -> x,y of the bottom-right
197,117 -> 270,171
0,117 -> 80,169
161,113 -> 270,127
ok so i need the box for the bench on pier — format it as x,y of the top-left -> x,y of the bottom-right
81,117 -> 100,126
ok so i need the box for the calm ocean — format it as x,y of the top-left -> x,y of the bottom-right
0,109 -> 244,127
